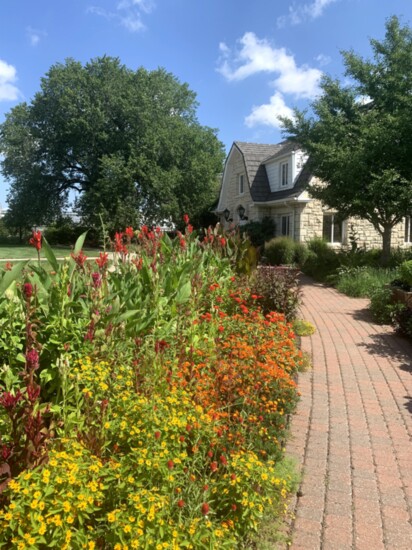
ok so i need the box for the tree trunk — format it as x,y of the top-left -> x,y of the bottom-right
381,225 -> 392,266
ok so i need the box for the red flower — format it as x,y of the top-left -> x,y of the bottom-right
95,252 -> 109,269
167,460 -> 175,470
220,237 -> 226,247
26,348 -> 39,371
125,226 -> 134,239
71,250 -> 88,268
183,214 -> 190,225
23,282 -> 33,299
201,503 -> 210,516
177,499 -> 185,508
0,390 -> 22,411
29,230 -> 42,251
219,455 -> 228,466
231,504 -> 237,511
154,340 -> 169,353
5,262 -> 12,271
91,272 -> 102,288
210,461 -> 218,472
186,224 -> 193,234
154,431 -> 161,439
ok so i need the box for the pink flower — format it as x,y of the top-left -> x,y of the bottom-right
23,282 -> 33,300
91,272 -> 102,288
26,348 -> 39,371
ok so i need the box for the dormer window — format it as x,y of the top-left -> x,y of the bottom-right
238,174 -> 244,195
281,162 -> 288,187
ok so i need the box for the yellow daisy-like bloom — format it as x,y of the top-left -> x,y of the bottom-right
107,511 -> 117,523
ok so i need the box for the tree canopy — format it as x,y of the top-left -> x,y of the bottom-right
281,16 -> 412,261
0,56 -> 225,232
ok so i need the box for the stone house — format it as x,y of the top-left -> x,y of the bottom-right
216,141 -> 412,249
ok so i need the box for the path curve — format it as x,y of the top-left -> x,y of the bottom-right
286,277 -> 412,550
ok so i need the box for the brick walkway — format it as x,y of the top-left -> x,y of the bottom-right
286,277 -> 412,550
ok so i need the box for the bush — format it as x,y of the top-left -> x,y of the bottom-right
334,266 -> 396,298
250,266 -> 301,321
240,217 -> 276,248
369,285 -> 405,324
398,260 -> 412,288
264,237 -> 296,266
302,238 -> 340,282
294,242 -> 309,267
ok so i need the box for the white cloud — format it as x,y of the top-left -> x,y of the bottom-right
26,27 -> 47,47
0,59 -> 20,101
217,32 -> 322,99
245,91 -> 295,129
277,0 -> 339,27
315,53 -> 331,66
88,0 -> 155,32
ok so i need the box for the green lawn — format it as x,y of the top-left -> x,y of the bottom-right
0,246 -> 102,261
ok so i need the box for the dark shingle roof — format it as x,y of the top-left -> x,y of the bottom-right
234,140 -> 311,202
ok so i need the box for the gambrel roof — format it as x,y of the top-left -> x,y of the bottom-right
234,140 -> 311,203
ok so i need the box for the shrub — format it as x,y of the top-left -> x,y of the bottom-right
264,237 -> 296,266
369,285 -> 405,324
250,266 -> 301,321
335,266 -> 396,298
398,260 -> 412,288
293,242 -> 309,267
240,217 -> 276,248
302,238 -> 340,282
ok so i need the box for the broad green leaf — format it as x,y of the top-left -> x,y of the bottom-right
41,236 -> 59,272
176,280 -> 191,304
73,231 -> 88,254
0,260 -> 27,296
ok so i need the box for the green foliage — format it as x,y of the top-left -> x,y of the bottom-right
250,266 -> 301,321
369,285 -> 406,325
301,238 -> 340,281
0,57 -> 225,232
281,16 -> 412,263
264,237 -> 296,266
240,217 -> 276,248
398,260 -> 412,287
334,266 -> 396,298
293,319 -> 316,336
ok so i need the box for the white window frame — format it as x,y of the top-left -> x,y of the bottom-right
323,213 -> 344,244
405,216 -> 412,244
238,174 -> 244,195
280,162 -> 289,187
281,214 -> 292,237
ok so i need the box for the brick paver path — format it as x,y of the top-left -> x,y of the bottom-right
286,278 -> 412,550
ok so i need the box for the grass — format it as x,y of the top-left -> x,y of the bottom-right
334,266 -> 396,298
0,245 -> 102,261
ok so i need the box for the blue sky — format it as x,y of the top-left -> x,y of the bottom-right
1,0 -> 412,207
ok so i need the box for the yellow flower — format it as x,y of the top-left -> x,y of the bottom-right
107,511 -> 117,523
124,525 -> 132,533
88,542 -> 96,550
63,501 -> 71,512
67,515 -> 74,524
38,523 -> 46,535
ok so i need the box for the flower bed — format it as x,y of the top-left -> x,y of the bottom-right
0,222 -> 302,548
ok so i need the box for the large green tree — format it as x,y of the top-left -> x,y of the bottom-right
0,56 -> 225,231
281,16 -> 412,262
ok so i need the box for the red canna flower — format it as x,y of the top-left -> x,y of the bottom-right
29,230 -> 42,251
183,214 -> 190,225
201,503 -> 210,516
71,250 -> 88,268
95,252 -> 109,269
125,226 -> 134,239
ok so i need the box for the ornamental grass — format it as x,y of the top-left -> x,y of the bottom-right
0,219 -> 302,549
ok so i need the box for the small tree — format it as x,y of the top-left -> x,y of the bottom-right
281,16 -> 412,264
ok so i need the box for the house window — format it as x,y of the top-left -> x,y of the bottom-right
281,162 -> 288,187
405,216 -> 412,243
281,214 -> 292,237
323,213 -> 343,243
238,174 -> 244,195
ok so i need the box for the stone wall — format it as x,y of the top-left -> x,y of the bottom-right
222,148 -> 256,227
